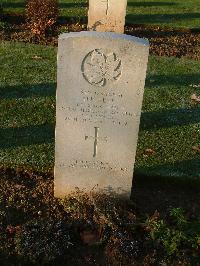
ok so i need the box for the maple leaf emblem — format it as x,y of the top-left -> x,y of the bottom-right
82,49 -> 122,86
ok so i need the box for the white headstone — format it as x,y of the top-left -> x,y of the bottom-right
55,32 -> 149,198
88,0 -> 128,33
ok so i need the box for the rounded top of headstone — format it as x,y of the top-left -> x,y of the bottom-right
59,31 -> 149,47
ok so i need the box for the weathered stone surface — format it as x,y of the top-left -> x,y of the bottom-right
55,32 -> 149,198
88,0 -> 127,33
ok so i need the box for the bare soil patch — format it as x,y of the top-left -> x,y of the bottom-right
0,167 -> 199,265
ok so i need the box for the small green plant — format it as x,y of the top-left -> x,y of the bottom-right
170,208 -> 187,226
0,21 -> 10,32
144,208 -> 200,257
58,26 -> 70,35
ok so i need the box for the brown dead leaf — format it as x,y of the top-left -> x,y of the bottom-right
15,184 -> 25,189
145,148 -> 156,155
6,225 -> 21,235
192,146 -> 200,154
6,225 -> 15,235
127,211 -> 136,221
191,94 -> 200,102
190,84 -> 200,88
32,55 -> 43,60
80,230 -> 99,245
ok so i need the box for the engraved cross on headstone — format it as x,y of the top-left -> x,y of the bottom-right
101,0 -> 109,15
85,127 -> 107,157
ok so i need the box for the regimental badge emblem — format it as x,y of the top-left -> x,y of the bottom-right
82,49 -> 122,87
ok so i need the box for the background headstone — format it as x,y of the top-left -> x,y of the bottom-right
88,0 -> 128,33
55,32 -> 149,198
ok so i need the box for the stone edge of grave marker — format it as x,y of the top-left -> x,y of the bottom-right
58,31 -> 149,47
88,0 -> 128,33
55,31 -> 149,198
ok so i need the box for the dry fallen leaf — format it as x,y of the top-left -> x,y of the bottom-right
127,211 -> 137,221
80,230 -> 99,245
145,148 -> 156,155
190,84 -> 200,88
191,94 -> 200,102
6,225 -> 21,235
192,146 -> 200,153
15,184 -> 25,189
32,55 -> 43,60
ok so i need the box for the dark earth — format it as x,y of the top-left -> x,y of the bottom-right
0,12 -> 200,60
0,167 -> 199,265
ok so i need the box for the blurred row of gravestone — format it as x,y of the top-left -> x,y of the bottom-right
55,0 -> 149,198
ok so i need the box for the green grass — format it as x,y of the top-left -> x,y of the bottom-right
126,0 -> 200,29
0,41 -> 200,179
0,42 -> 56,171
1,0 -> 200,29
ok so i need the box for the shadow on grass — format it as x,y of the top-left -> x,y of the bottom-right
146,74 -> 200,87
0,83 -> 56,100
135,158 -> 200,182
58,15 -> 87,24
0,124 -> 55,149
1,1 -> 25,9
126,13 -> 200,24
140,73 -> 200,130
0,1 -> 176,9
2,1 -> 87,9
128,1 -> 176,7
132,160 -> 200,214
59,2 -> 88,9
140,107 -> 200,130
